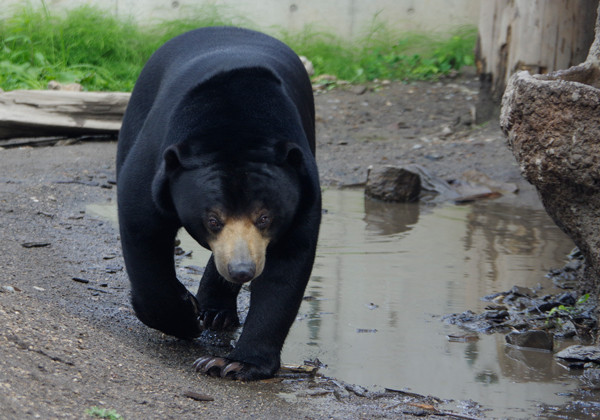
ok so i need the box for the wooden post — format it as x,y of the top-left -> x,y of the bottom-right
475,0 -> 597,122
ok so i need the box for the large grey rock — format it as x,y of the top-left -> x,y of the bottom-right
365,165 -> 421,202
500,4 -> 600,304
501,67 -> 600,284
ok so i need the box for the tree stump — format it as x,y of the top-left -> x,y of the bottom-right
476,0 -> 597,122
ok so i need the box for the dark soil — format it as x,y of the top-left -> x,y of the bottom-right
0,72 -> 532,420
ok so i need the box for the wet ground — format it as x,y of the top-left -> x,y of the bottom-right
1,72 -> 598,419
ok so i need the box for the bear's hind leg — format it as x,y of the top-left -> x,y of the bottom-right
196,255 -> 242,331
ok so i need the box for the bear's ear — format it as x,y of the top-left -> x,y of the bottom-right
151,145 -> 184,215
277,141 -> 304,170
163,144 -> 184,172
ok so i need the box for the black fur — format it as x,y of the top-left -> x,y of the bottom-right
116,27 -> 321,380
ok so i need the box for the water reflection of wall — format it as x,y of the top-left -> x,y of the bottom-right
460,200 -> 574,310
284,190 -> 577,417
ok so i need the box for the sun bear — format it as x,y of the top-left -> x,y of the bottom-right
116,27 -> 321,380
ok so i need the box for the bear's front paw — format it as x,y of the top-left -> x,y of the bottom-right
193,356 -> 274,381
198,309 -> 239,331
132,290 -> 203,338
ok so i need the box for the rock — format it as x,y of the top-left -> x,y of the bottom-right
501,65 -> 600,285
299,56 -> 314,77
460,170 -> 519,194
505,330 -> 554,351
440,125 -> 453,137
47,80 -> 84,91
555,345 -> 600,363
442,310 -> 497,333
582,367 -> 600,389
312,74 -> 337,84
554,320 -> 577,339
365,165 -> 421,202
509,285 -> 536,297
351,85 -> 367,95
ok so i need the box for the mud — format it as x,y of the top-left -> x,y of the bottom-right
0,71 -> 586,419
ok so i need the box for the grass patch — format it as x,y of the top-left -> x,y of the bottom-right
283,24 -> 476,82
0,3 -> 476,91
85,406 -> 123,420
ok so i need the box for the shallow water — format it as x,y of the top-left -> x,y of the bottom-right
284,189 -> 579,418
89,189 -> 581,418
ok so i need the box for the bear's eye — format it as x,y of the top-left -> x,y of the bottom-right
255,214 -> 271,230
207,216 -> 223,232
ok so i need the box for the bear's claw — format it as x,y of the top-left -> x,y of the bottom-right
193,356 -> 245,379
198,309 -> 239,331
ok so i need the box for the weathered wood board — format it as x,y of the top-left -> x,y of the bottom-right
0,90 -> 130,139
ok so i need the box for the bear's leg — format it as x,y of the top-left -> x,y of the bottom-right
196,255 -> 242,331
194,244 -> 315,380
119,219 -> 202,339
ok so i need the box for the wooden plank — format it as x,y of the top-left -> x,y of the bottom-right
0,90 -> 130,139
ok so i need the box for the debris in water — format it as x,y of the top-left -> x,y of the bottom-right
72,277 -> 90,284
184,265 -> 204,275
447,334 -> 479,343
303,358 -> 327,368
279,363 -> 320,377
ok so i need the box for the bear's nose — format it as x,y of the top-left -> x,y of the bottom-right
227,262 -> 256,283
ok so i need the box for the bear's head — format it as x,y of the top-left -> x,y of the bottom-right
152,140 -> 305,284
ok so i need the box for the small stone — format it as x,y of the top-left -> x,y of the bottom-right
484,310 -> 509,321
352,85 -> 367,95
365,165 -> 421,202
582,368 -> 600,389
505,330 -> 554,351
555,345 -> 600,363
440,126 -> 453,137
509,285 -> 535,297
554,320 -> 577,339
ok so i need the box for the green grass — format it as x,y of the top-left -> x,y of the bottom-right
85,406 -> 123,420
0,3 -> 476,91
283,25 -> 476,83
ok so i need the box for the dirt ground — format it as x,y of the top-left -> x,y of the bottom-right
0,71 -> 532,419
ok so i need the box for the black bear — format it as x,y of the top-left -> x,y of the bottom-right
116,27 -> 321,380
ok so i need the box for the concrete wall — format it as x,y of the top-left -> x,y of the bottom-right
3,0 -> 479,39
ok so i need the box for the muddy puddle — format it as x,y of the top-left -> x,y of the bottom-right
89,189 -> 581,418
